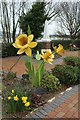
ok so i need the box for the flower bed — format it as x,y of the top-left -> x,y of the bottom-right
2,27 -> 79,119
2,56 -> 80,118
2,71 -> 72,118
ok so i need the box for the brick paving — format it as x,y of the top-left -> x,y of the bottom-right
1,55 -> 63,77
25,85 -> 80,119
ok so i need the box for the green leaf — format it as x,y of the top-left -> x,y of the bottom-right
36,61 -> 44,86
25,59 -> 38,87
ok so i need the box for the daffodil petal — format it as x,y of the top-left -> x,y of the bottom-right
50,54 -> 54,58
29,42 -> 37,48
12,43 -> 20,48
22,44 -> 28,49
47,59 -> 53,64
13,39 -> 23,48
28,34 -> 34,43
25,47 -> 32,56
17,49 -> 25,54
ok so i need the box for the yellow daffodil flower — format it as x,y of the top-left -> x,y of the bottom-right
22,97 -> 28,103
14,95 -> 19,101
25,102 -> 30,107
23,100 -> 27,103
12,90 -> 14,94
8,96 -> 11,100
53,44 -> 64,55
12,34 -> 37,56
41,49 -> 54,64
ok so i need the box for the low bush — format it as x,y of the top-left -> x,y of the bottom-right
69,47 -> 78,51
77,67 -> 80,84
2,43 -> 18,58
51,40 -> 80,50
64,56 -> 80,67
41,71 -> 61,91
51,65 -> 78,85
2,42 -> 42,58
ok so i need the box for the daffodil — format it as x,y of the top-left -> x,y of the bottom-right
41,49 -> 54,64
25,102 -> 30,107
22,97 -> 28,103
12,90 -> 14,94
14,95 -> 19,101
23,100 -> 27,103
12,34 -> 37,56
8,96 -> 11,100
53,44 -> 64,55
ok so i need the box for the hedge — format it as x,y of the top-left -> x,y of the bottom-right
2,39 -> 80,58
2,42 -> 42,58
51,65 -> 79,85
2,43 -> 18,58
51,40 -> 80,50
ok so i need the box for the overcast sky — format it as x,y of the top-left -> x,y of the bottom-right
0,0 -> 79,35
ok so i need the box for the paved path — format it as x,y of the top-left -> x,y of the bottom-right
24,85 -> 80,119
1,55 -> 64,77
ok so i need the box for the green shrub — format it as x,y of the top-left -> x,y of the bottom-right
51,65 -> 78,85
51,40 -> 80,50
41,71 -> 61,91
77,67 -> 80,84
64,56 -> 80,67
69,47 -> 78,51
2,42 -> 18,58
2,42 -> 42,58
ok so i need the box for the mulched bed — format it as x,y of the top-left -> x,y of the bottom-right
2,72 -> 72,119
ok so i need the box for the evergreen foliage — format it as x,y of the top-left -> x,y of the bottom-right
19,2 -> 47,40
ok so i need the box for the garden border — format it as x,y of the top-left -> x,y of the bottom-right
23,85 -> 79,119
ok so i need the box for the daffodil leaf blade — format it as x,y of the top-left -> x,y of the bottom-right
25,60 -> 36,87
36,61 -> 44,86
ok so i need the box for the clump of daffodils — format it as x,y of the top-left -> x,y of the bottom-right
22,97 -> 30,107
7,89 -> 30,113
13,33 -> 64,87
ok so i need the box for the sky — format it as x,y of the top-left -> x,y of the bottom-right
0,0 -> 79,35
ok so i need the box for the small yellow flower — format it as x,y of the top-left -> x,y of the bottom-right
53,44 -> 64,56
23,100 -> 27,103
8,96 -> 11,100
22,97 -> 28,103
14,95 -> 19,101
41,49 -> 54,64
12,34 -> 37,56
25,102 -> 30,107
12,90 -> 14,94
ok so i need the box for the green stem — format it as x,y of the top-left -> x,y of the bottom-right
38,61 -> 44,86
30,57 -> 32,70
